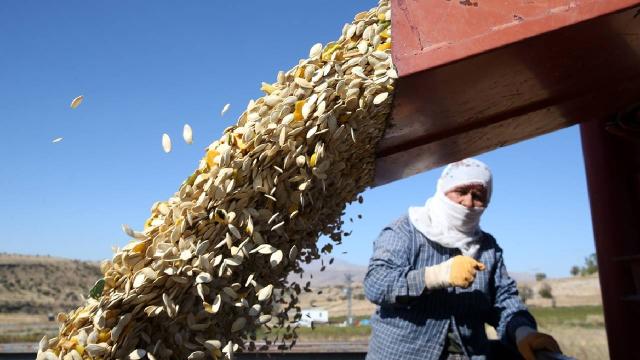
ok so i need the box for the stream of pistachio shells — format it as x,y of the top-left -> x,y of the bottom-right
40,1 -> 395,359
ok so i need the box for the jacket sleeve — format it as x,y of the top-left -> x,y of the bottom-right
487,241 -> 537,345
364,220 -> 426,306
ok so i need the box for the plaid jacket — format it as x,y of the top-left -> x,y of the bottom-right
364,215 -> 536,360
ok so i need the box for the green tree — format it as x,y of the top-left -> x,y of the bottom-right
570,266 -> 580,276
538,283 -> 553,299
580,253 -> 598,276
535,273 -> 547,282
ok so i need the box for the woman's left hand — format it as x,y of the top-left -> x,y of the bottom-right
516,331 -> 562,360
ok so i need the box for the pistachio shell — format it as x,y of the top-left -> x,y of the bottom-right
183,124 -> 193,144
257,284 -> 273,302
70,95 -> 83,109
162,133 -> 171,153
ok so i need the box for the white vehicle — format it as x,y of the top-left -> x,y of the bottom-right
297,309 -> 329,327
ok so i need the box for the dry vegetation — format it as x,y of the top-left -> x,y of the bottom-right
523,274 -> 602,307
0,253 -> 101,314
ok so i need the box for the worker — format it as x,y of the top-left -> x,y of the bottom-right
364,158 -> 561,360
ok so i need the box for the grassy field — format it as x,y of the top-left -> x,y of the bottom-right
530,305 -> 608,360
0,313 -> 58,343
530,305 -> 604,328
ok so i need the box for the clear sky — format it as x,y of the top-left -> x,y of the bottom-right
0,1 -> 595,277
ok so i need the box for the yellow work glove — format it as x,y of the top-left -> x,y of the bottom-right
424,255 -> 485,289
449,255 -> 485,287
516,328 -> 562,360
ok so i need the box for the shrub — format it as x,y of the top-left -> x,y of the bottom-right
570,266 -> 580,276
539,283 -> 553,299
518,285 -> 533,304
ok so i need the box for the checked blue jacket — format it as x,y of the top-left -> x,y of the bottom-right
364,215 -> 536,360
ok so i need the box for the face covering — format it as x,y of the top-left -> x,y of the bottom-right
408,158 -> 493,258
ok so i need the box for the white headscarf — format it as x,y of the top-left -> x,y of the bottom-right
408,158 -> 493,258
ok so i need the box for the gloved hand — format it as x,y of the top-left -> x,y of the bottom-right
516,327 -> 562,360
424,255 -> 485,289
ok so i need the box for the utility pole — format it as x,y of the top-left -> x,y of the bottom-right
344,273 -> 353,326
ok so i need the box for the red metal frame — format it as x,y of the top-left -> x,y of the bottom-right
392,0 -> 640,77
377,1 -> 640,357
376,0 -> 640,185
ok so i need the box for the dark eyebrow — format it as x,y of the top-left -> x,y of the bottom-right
454,185 -> 485,193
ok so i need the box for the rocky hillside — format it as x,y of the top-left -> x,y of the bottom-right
0,253 -> 101,314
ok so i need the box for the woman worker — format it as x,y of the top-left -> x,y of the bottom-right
364,158 -> 561,360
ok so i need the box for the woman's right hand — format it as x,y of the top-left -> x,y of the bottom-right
449,255 -> 485,288
424,255 -> 485,289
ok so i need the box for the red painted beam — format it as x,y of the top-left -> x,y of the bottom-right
375,0 -> 640,185
392,0 -> 640,77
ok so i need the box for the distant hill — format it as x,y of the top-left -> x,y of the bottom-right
521,274 -> 602,307
290,257 -> 536,287
289,258 -> 368,287
0,253 -> 101,314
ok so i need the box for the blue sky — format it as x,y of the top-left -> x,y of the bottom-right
0,1 -> 594,277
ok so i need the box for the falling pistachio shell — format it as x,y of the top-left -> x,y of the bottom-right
258,314 -> 272,324
203,294 -> 222,314
296,155 -> 306,167
38,335 -> 48,353
260,83 -> 277,94
85,344 -> 108,357
222,341 -> 233,355
121,224 -> 135,238
70,95 -> 84,109
204,340 -> 222,351
132,272 -> 147,288
321,42 -> 341,61
205,149 -> 219,168
230,317 -> 246,332
257,284 -> 273,302
377,42 -> 392,51
221,103 -> 230,116
306,126 -> 318,139
245,273 -> 255,288
188,351 -> 205,360
270,250 -> 283,267
43,0 -> 397,356
212,294 -> 222,313
293,100 -> 305,121
183,124 -> 193,144
309,43 -> 323,58
196,272 -> 213,284
309,153 -> 318,167
129,349 -> 147,360
250,244 -> 277,254
289,245 -> 299,262
162,133 -> 171,153
373,92 -> 389,105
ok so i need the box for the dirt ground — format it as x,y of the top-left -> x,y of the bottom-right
541,325 -> 608,360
